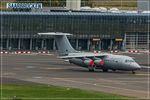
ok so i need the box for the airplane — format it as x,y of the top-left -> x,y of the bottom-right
38,32 -> 141,74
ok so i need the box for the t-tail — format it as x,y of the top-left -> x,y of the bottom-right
38,32 -> 79,56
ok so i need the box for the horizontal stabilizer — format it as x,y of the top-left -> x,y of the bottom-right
38,32 -> 72,36
38,32 -> 77,56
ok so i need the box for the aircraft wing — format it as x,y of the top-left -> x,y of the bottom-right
59,53 -> 109,59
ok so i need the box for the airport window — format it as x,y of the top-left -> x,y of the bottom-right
0,12 -> 149,50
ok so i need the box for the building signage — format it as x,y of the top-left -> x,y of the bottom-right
6,3 -> 42,9
115,38 -> 123,41
93,38 -> 100,41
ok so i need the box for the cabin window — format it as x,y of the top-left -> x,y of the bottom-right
125,60 -> 134,63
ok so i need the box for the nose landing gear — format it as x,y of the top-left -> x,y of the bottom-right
132,71 -> 135,74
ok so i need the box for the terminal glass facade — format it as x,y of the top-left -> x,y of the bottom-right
0,12 -> 149,50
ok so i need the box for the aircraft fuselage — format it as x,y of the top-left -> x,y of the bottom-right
68,53 -> 141,72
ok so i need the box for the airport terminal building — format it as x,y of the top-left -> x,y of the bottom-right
0,11 -> 150,51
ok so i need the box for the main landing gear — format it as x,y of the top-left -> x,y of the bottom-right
112,69 -> 116,72
88,66 -> 95,72
89,68 -> 94,72
102,68 -> 108,72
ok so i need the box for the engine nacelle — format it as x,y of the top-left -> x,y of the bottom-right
94,59 -> 105,66
69,58 -> 94,67
83,59 -> 94,66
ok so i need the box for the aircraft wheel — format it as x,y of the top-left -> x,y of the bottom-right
132,71 -> 135,74
102,68 -> 108,72
89,69 -> 94,72
112,69 -> 116,72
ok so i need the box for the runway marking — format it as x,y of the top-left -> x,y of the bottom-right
96,78 -> 126,85
26,66 -> 36,68
101,79 -> 147,84
3,72 -> 16,76
70,78 -> 147,90
40,67 -> 68,70
95,78 -> 148,79
14,68 -> 23,70
53,78 -> 146,94
135,74 -> 150,76
93,83 -> 97,86
32,76 -> 42,79
112,81 -> 147,84
97,79 -> 147,83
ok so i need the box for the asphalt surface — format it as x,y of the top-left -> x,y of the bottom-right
1,53 -> 150,99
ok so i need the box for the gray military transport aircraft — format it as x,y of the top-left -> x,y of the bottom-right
38,32 -> 141,74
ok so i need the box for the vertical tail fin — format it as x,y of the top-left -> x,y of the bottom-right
38,32 -> 78,56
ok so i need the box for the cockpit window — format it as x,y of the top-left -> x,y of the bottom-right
125,60 -> 135,63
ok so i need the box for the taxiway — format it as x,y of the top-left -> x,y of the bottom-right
1,53 -> 150,99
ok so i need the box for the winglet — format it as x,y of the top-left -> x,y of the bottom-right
38,32 -> 72,36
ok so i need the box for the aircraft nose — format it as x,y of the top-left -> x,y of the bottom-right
134,63 -> 141,70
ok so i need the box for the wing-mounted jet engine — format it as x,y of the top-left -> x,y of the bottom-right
92,57 -> 105,67
83,58 -> 95,72
89,57 -> 106,72
69,57 -> 95,72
